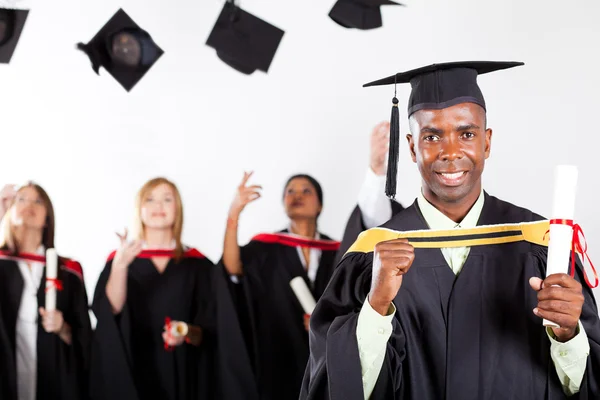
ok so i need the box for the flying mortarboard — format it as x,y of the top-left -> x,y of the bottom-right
328,0 -> 403,30
205,0 -> 284,75
363,61 -> 525,198
0,7 -> 29,64
76,9 -> 164,92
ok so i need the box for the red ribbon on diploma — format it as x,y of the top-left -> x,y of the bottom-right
548,219 -> 598,288
45,278 -> 63,292
164,317 -> 174,351
163,317 -> 190,350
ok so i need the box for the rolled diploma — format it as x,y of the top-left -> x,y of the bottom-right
169,322 -> 189,337
45,248 -> 58,311
290,276 -> 316,315
543,165 -> 578,328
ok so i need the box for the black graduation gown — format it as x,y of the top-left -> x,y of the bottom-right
230,230 -> 339,400
0,257 -> 92,400
335,200 -> 404,265
90,249 -> 255,400
301,193 -> 600,400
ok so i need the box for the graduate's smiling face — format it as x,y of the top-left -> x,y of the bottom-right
283,178 -> 322,221
140,183 -> 177,230
11,186 -> 47,230
407,103 -> 492,205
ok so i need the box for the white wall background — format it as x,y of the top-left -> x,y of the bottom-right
1,0 -> 599,304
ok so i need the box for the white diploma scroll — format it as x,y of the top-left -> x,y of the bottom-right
543,165 -> 578,328
290,276 -> 317,315
45,248 -> 58,311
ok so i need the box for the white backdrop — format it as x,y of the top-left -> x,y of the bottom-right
1,0 -> 599,304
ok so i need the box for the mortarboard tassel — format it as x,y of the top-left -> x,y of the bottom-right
76,42 -> 102,75
385,93 -> 400,199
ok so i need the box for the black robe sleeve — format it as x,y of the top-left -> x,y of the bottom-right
213,264 -> 259,400
300,252 -> 391,400
334,200 -> 404,265
220,240 -> 267,366
302,246 -> 600,400
35,264 -> 93,400
66,268 -> 93,400
174,260 -> 217,400
0,298 -> 17,398
186,258 -> 258,400
532,247 -> 600,398
89,261 -> 140,400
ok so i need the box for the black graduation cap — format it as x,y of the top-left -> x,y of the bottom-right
0,7 -> 29,64
76,9 -> 164,92
205,1 -> 284,75
329,0 -> 403,30
363,61 -> 525,198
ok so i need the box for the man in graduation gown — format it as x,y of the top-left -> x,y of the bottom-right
301,61 -> 600,400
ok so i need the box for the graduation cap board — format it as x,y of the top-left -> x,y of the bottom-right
329,0 -> 402,30
363,60 -> 525,198
205,0 -> 284,75
77,9 -> 164,92
0,7 -> 28,64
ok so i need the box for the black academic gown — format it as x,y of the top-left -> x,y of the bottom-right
301,193 -> 600,400
90,249 -> 251,400
0,258 -> 92,400
335,200 -> 404,265
230,230 -> 339,400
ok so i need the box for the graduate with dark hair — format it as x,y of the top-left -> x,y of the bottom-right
221,125 -> 409,400
222,172 -> 340,400
301,61 -> 600,400
0,183 -> 91,400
